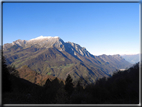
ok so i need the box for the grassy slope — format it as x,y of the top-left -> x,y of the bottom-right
4,46 -> 131,83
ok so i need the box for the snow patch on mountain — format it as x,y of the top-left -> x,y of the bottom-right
3,36 -> 92,57
30,36 -> 59,41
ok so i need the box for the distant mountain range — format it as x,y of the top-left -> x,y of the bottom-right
121,54 -> 141,64
3,36 -> 131,83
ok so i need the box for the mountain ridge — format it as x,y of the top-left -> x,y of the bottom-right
3,36 -> 94,58
3,36 -> 132,83
121,54 -> 140,64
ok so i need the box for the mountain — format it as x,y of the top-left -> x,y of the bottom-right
121,54 -> 140,64
98,54 -> 132,69
3,36 -> 131,83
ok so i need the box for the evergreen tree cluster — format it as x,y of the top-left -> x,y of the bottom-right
2,55 -> 140,104
2,56 -> 12,93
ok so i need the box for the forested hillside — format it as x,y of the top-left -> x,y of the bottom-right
2,55 -> 139,104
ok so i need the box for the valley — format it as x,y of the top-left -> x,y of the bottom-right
1,36 -> 140,104
121,54 -> 140,64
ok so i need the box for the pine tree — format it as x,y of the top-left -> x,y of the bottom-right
64,74 -> 74,95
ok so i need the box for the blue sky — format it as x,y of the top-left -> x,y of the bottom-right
3,3 -> 140,55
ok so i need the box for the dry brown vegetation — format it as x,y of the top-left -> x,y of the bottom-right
2,55 -> 140,104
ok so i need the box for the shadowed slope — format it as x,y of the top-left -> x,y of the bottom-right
3,36 -> 131,83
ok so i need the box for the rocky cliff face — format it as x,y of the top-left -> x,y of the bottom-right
3,36 -> 93,58
3,36 -> 132,83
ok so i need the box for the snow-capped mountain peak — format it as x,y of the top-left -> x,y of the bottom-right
30,36 -> 59,41
3,35 -> 92,57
